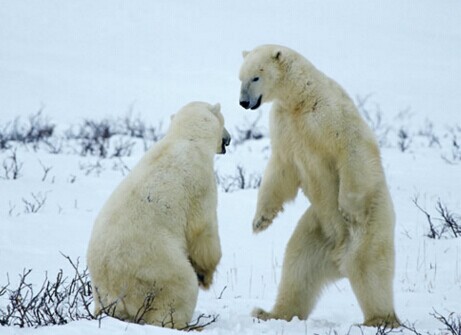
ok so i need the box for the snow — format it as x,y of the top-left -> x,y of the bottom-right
1,1 -> 460,334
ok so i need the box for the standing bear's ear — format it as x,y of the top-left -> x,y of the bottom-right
242,50 -> 249,58
273,49 -> 282,61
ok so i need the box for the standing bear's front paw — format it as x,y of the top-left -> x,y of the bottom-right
338,191 -> 368,224
252,207 -> 281,233
253,215 -> 273,233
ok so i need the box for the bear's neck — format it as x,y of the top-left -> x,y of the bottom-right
273,54 -> 330,114
276,69 -> 322,114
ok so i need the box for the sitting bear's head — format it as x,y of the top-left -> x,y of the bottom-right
170,102 -> 231,154
239,45 -> 288,110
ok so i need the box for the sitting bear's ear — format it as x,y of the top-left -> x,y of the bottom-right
170,114 -> 175,121
242,50 -> 249,58
211,103 -> 221,114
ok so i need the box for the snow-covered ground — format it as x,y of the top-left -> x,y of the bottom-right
1,1 -> 460,334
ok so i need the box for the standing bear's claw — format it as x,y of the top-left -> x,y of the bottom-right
339,207 -> 355,223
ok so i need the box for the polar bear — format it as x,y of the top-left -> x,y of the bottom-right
239,45 -> 400,327
86,101 -> 230,329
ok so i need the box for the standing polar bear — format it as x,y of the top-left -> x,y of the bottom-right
87,102 -> 230,329
239,45 -> 399,327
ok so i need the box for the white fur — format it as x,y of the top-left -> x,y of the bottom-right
240,45 -> 400,327
87,101 -> 226,329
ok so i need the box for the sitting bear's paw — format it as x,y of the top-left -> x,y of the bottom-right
252,307 -> 272,321
197,270 -> 213,290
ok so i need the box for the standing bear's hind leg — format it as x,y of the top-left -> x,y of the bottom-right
344,212 -> 400,328
253,209 -> 341,321
347,249 -> 400,328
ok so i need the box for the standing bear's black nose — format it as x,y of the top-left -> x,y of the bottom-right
240,100 -> 250,109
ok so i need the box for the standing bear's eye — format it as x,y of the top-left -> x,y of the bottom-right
252,77 -> 260,82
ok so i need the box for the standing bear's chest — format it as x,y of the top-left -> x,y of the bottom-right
270,109 -> 339,205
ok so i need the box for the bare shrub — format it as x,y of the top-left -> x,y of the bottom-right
112,158 -> 130,176
79,159 -> 104,177
42,137 -> 64,155
38,160 -> 53,182
356,95 -> 392,147
110,137 -> 135,158
23,110 -> 55,149
374,322 -> 396,335
0,256 -> 93,327
182,314 -> 219,331
442,125 -> 461,164
22,192 -> 48,214
0,109 -> 55,151
1,149 -> 23,180
233,112 -> 265,146
401,311 -> 461,335
417,121 -> 441,148
66,119 -> 115,158
121,111 -> 164,141
431,310 -> 461,335
66,113 -> 164,157
0,127 -> 9,150
217,165 -> 261,192
397,127 -> 412,152
413,196 -> 461,239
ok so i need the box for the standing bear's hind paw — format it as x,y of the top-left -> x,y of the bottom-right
363,314 -> 401,329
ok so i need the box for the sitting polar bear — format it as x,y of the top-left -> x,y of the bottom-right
87,101 -> 230,329
239,45 -> 400,327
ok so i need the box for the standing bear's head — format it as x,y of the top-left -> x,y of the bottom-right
169,101 -> 231,154
239,44 -> 306,110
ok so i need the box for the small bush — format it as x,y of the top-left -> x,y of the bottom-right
233,112 -> 265,146
0,256 -> 93,327
22,192 -> 47,214
431,310 -> 461,335
397,127 -> 412,152
413,197 -> 461,239
356,95 -> 392,147
417,121 -> 441,148
66,119 -> 115,158
1,149 -> 23,180
65,114 -> 164,158
402,310 -> 461,335
442,126 -> 461,164
216,165 -> 261,193
0,109 -> 55,151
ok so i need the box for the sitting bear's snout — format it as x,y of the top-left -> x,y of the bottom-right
220,128 -> 231,154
